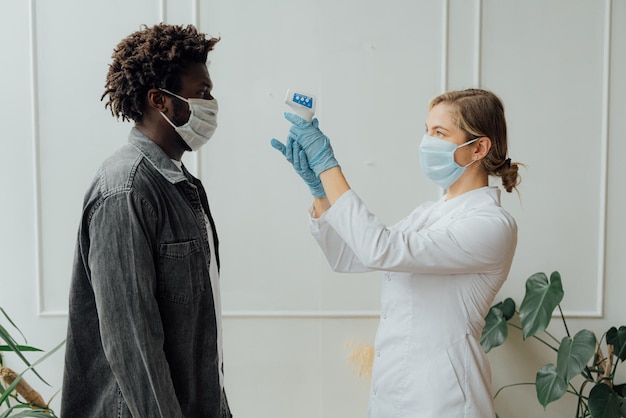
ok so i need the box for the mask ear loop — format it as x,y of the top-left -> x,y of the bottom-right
159,88 -> 190,104
159,88 -> 194,127
455,136 -> 481,168
457,136 -> 481,149
159,111 -> 179,128
462,158 -> 479,169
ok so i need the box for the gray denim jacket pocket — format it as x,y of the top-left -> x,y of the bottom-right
158,239 -> 207,304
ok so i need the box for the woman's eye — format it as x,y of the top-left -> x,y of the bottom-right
436,131 -> 444,137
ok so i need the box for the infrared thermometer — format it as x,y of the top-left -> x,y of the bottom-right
284,89 -> 316,122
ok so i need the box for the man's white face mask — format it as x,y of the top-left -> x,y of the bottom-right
159,88 -> 218,151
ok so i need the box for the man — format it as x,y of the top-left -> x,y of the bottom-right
61,23 -> 231,418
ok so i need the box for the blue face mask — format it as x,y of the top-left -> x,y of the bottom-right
419,134 -> 479,189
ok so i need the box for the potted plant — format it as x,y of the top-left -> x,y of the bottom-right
0,307 -> 64,417
481,271 -> 626,417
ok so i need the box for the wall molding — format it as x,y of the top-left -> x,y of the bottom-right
192,0 -> 203,179
564,0 -> 612,319
589,0 -> 613,319
39,307 -> 381,320
29,0 -> 51,318
473,0 -> 482,87
440,0 -> 449,93
540,0 -> 611,319
445,0 -> 609,318
29,0 -> 68,318
159,0 -> 166,23
223,310 -> 380,319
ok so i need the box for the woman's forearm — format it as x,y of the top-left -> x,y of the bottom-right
312,167 -> 351,217
312,197 -> 330,218
320,166 -> 351,203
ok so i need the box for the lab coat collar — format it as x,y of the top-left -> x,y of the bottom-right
439,186 -> 501,215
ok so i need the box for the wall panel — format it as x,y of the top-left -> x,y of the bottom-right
201,0 -> 446,316
30,0 -> 196,315
448,0 -> 482,89
0,0 -> 38,301
482,0 -> 609,316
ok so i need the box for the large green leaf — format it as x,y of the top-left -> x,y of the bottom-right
536,363 -> 568,408
519,272 -> 564,340
497,298 -> 516,321
588,383 -> 623,418
556,329 -> 596,382
481,298 -> 517,353
481,306 -> 507,353
606,326 -> 626,362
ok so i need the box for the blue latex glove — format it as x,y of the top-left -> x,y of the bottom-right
271,136 -> 326,198
284,113 -> 339,176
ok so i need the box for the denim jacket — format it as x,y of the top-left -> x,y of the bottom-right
62,128 -> 231,418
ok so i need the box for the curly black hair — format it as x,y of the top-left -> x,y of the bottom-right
102,23 -> 220,122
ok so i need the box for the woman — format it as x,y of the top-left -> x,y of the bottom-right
271,88 -> 520,418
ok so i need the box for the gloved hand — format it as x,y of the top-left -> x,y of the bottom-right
271,136 -> 326,198
284,113 -> 339,176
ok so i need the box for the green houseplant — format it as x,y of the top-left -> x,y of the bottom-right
0,307 -> 64,418
481,271 -> 626,417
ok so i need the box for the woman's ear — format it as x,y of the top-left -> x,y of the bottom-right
146,88 -> 168,112
475,137 -> 492,159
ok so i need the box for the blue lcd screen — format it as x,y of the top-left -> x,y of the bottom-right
291,93 -> 313,109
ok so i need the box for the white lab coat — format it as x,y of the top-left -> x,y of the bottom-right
310,187 -> 517,418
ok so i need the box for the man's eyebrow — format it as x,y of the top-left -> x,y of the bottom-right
193,81 -> 211,88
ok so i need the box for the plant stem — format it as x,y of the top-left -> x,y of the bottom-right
567,382 -> 582,398
564,383 -> 590,418
508,324 -> 559,352
542,329 -> 562,345
611,341 -> 623,378
493,382 -> 535,399
558,305 -> 571,338
576,393 -> 590,417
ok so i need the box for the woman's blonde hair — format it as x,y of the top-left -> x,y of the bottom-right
430,88 -> 522,193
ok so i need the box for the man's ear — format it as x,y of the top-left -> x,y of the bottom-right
146,88 -> 168,112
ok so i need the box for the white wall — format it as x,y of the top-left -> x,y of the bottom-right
1,0 -> 624,417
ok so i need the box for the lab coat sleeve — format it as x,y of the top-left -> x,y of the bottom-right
322,190 -> 517,275
309,206 -> 374,273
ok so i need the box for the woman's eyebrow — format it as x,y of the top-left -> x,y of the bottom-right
427,125 -> 450,132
